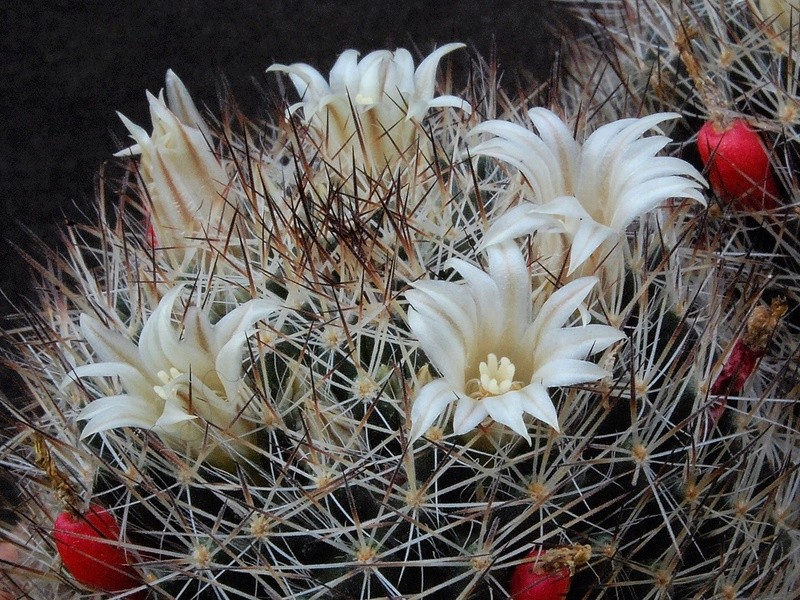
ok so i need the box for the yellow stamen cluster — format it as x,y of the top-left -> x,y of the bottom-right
466,353 -> 523,400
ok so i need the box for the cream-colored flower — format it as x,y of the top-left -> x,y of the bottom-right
472,109 -> 705,275
66,286 -> 278,464
116,71 -> 229,263
405,241 -> 625,443
268,44 -> 470,173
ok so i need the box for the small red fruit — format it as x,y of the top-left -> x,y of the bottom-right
697,118 -> 779,211
54,503 -> 143,597
710,338 -> 761,397
706,338 -> 761,428
707,298 -> 787,428
510,545 -> 591,600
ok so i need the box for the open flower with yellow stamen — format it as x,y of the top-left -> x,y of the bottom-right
472,109 -> 705,276
405,240 -> 625,443
65,286 -> 279,465
268,44 -> 471,174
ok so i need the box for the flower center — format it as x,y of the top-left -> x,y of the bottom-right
466,353 -> 523,400
153,368 -> 192,405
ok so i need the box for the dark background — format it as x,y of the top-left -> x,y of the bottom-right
0,0 -> 572,318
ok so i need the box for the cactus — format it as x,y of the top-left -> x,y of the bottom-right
1,7 -> 799,599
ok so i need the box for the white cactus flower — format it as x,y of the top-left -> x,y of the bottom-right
66,286 -> 278,464
405,241 -> 625,443
472,109 -> 705,274
268,44 -> 471,172
116,71 -> 229,262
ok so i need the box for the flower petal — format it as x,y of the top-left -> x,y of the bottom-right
139,285 -> 185,374
407,303 -> 468,386
154,400 -> 199,428
214,299 -> 280,401
536,324 -> 625,361
613,177 -> 707,230
80,314 -> 148,374
406,280 -> 477,350
471,138 -> 559,201
452,395 -> 489,435
386,48 -> 415,98
164,69 -> 211,140
355,50 -> 392,106
485,241 -> 533,332
532,358 -> 610,387
114,111 -> 150,158
412,43 -> 466,108
65,362 -> 155,400
328,49 -> 361,96
79,395 -> 160,437
423,94 -> 472,115
481,204 -> 564,249
482,392 -> 531,442
446,257 -> 504,352
567,220 -> 616,274
266,63 -> 330,104
410,379 -> 459,442
528,276 -> 598,348
516,384 -> 560,432
527,107 -> 581,191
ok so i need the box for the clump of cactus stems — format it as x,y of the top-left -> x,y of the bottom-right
1,8 -> 798,599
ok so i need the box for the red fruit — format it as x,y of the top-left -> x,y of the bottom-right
509,549 -> 572,600
54,504 -> 143,596
707,299 -> 787,429
710,338 -> 761,397
707,338 -> 761,426
697,118 -> 779,211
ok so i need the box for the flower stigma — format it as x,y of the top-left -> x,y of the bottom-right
154,368 -> 190,403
